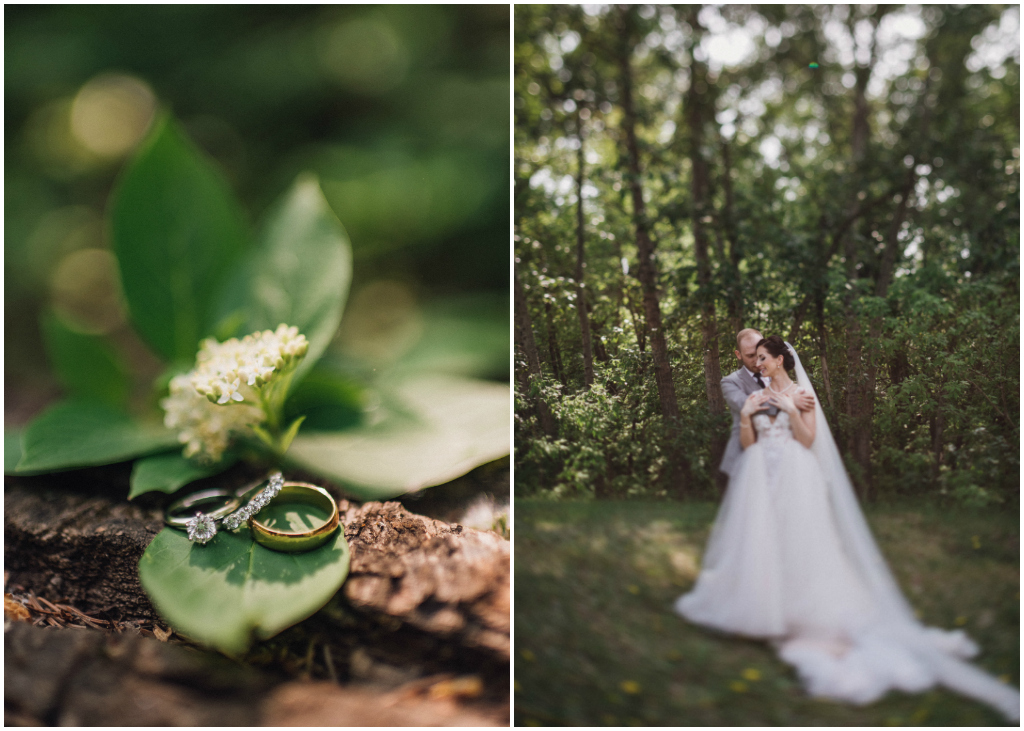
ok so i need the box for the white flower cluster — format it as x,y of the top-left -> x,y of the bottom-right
161,324 -> 309,463
192,325 -> 309,405
162,374 -> 263,462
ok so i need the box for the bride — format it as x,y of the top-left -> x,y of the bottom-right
676,335 -> 1020,721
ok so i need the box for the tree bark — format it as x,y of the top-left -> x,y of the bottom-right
574,127 -> 595,388
542,299 -> 565,387
841,17 -> 878,497
684,32 -> 727,487
5,475 -> 511,660
616,5 -> 679,421
4,467 -> 511,724
720,137 -> 743,335
685,36 -> 726,423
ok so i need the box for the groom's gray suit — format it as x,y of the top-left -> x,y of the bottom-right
719,367 -> 776,478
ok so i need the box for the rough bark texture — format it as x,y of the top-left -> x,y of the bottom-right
4,622 -> 506,726
4,463 -> 510,726
617,6 -> 679,421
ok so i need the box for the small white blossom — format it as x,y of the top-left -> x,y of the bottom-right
162,374 -> 263,462
191,324 -> 309,405
160,324 -> 309,463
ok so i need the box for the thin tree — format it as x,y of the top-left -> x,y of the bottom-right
514,263 -> 556,436
684,12 -> 727,464
616,5 -> 679,420
573,113 -> 595,387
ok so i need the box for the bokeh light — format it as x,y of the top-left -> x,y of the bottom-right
49,248 -> 126,335
70,73 -> 156,158
318,16 -> 409,93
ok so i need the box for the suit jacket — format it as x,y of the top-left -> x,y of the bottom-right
719,367 -> 775,478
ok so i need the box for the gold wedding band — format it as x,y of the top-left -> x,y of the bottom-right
247,482 -> 340,553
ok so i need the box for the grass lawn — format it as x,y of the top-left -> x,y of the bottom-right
514,499 -> 1019,726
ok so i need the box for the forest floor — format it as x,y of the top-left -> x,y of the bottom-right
514,498 -> 1019,726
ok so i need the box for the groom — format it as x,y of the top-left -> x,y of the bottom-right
719,328 -> 815,479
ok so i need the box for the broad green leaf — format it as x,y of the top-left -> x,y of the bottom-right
111,115 -> 248,363
287,374 -> 510,500
283,367 -> 363,432
138,522 -> 349,653
40,312 -> 130,409
216,173 -> 351,385
5,431 -> 24,475
394,293 -> 510,379
129,451 -> 235,499
16,401 -> 180,474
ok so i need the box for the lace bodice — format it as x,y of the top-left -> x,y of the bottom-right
752,409 -> 792,441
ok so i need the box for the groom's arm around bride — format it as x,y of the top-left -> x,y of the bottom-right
718,328 -> 814,479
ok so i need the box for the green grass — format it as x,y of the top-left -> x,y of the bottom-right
514,499 -> 1020,726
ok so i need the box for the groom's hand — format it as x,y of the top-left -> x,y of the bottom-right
794,389 -> 815,412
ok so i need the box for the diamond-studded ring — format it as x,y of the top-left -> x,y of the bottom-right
165,489 -> 243,545
220,472 -> 285,532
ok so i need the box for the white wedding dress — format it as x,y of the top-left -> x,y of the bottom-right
676,347 -> 1020,721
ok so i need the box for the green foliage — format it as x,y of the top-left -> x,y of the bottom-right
111,116 -> 249,365
282,367 -> 364,432
5,432 -> 24,474
40,312 -> 130,409
129,452 -> 236,499
515,5 -> 1018,507
14,401 -> 179,474
138,523 -> 349,654
288,374 -> 510,500
215,173 -> 352,387
17,114 -> 510,500
394,293 -> 511,379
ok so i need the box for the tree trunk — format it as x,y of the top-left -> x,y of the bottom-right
930,384 -> 946,487
720,136 -> 743,335
542,299 -> 565,387
574,129 -> 595,388
684,33 -> 727,486
815,291 -> 834,410
842,31 -> 877,498
616,6 -> 679,421
514,266 -> 557,436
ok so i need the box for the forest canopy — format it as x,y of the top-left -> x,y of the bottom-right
514,4 -> 1019,505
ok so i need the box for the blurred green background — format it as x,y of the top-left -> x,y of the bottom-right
5,4 -> 510,425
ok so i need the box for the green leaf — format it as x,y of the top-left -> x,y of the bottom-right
287,374 -> 509,500
278,416 -> 306,454
216,173 -> 351,385
394,293 -> 510,379
111,115 -> 248,363
283,367 -> 363,432
5,431 -> 24,475
16,401 -> 180,474
138,523 -> 349,653
129,451 -> 235,499
40,312 -> 131,409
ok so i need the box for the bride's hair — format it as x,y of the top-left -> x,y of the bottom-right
755,335 -> 794,371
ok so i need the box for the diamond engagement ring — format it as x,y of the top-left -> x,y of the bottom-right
221,472 -> 285,532
164,488 -> 243,545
